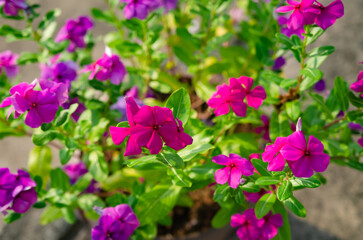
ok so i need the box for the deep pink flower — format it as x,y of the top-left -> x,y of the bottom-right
262,137 -> 289,171
207,78 -> 246,117
258,212 -> 283,240
231,209 -> 261,240
243,188 -> 270,203
237,76 -> 267,109
121,0 -> 154,20
358,138 -> 363,148
161,119 -> 193,151
56,16 -> 93,52
92,204 -> 139,240
39,78 -> 69,105
280,131 -> 330,178
255,115 -> 271,142
248,153 -> 260,160
277,16 -> 305,39
0,0 -> 27,16
314,0 -> 344,30
212,154 -> 254,189
85,53 -> 127,85
276,0 -> 320,30
350,71 -> 363,98
0,50 -> 19,78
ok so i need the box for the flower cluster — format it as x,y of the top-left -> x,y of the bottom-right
276,0 -> 344,32
0,79 -> 68,128
212,154 -> 254,189
207,76 -> 266,117
0,50 -> 19,78
231,209 -> 283,240
56,16 -> 93,52
63,162 -> 99,193
110,97 -> 193,155
84,48 -> 127,85
262,128 -> 330,178
91,204 -> 139,240
121,0 -> 178,20
0,0 -> 27,16
0,168 -> 37,214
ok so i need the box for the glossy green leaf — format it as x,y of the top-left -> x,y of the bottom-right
277,180 -> 293,201
28,146 -> 52,185
255,176 -> 281,186
165,88 -> 191,125
333,76 -> 349,111
32,131 -> 61,146
50,168 -> 71,191
285,100 -> 301,121
283,196 -> 306,217
89,151 -> 109,182
251,159 -> 272,176
255,193 -> 276,219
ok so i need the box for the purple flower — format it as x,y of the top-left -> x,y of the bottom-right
0,0 -> 27,16
276,0 -> 320,30
92,204 -> 139,240
243,188 -> 270,203
277,16 -> 305,39
280,131 -> 330,178
262,137 -> 289,171
348,122 -> 363,132
350,71 -> 363,98
258,212 -> 283,240
62,97 -> 86,122
111,87 -> 143,122
212,154 -> 254,189
272,56 -> 286,71
63,162 -> 98,193
0,50 -> 19,78
40,61 -> 78,89
231,209 -> 261,240
255,115 -> 271,142
56,16 -> 93,52
314,79 -> 326,92
151,0 -> 178,13
314,0 -> 344,30
85,52 -> 127,85
358,138 -> 363,148
0,168 -> 37,214
121,0 -> 154,20
39,78 -> 69,105
207,78 -> 247,117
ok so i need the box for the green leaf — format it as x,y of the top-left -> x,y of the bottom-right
290,177 -> 321,189
277,180 -> 293,201
40,206 -> 63,225
91,8 -> 114,23
16,52 -> 39,65
59,148 -> 74,165
134,184 -> 181,226
173,46 -> 198,66
255,176 -> 281,186
61,207 -> 76,224
165,88 -> 191,125
50,168 -> 71,191
28,146 -> 52,185
156,152 -> 184,169
308,45 -> 334,57
32,131 -> 60,146
269,112 -> 292,141
167,168 -> 192,187
299,68 -> 323,92
212,205 -> 239,228
255,193 -> 276,219
251,159 -> 272,176
276,33 -> 293,49
38,9 -> 61,29
285,100 -> 301,121
333,76 -> 349,111
71,173 -> 93,194
307,27 -> 324,45
178,143 -> 214,162
348,92 -> 363,108
272,201 -> 291,240
214,184 -> 230,202
283,196 -> 306,217
4,212 -> 22,224
106,193 -> 128,207
78,194 -> 105,212
308,92 -> 333,119
89,151 -> 109,182
240,182 -> 261,193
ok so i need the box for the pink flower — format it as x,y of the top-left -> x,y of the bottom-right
258,212 -> 283,240
280,131 -> 330,178
231,209 -> 261,240
350,71 -> 363,98
277,16 -> 305,39
244,188 -> 270,203
85,52 -> 127,85
0,50 -> 19,78
0,0 -> 27,16
358,138 -> 363,148
314,0 -> 344,30
262,137 -> 289,171
276,0 -> 320,30
237,76 -> 267,109
255,115 -> 271,142
207,78 -> 246,117
212,154 -> 254,189
120,0 -> 154,20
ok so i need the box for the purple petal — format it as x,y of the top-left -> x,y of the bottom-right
230,101 -> 247,117
287,157 -> 314,178
280,144 -> 304,161
307,135 -> 324,153
310,153 -> 329,172
288,131 -> 307,151
212,154 -> 230,165
146,130 -> 163,154
215,167 -> 229,185
229,167 -> 242,189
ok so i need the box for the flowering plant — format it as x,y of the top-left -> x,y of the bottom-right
0,0 -> 361,239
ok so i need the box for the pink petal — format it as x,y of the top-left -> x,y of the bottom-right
130,126 -> 153,147
146,130 -> 163,154
307,135 -> 324,153
229,167 -> 242,189
216,84 -> 230,97
207,96 -> 224,108
288,10 -> 305,30
36,103 -> 59,123
237,76 -> 253,91
287,157 -> 314,178
215,167 -> 229,185
288,131 -> 307,151
280,144 -> 304,161
0,97 -> 12,108
229,78 -> 244,92
124,136 -> 142,156
315,13 -> 336,30
25,108 -> 43,128
269,213 -> 283,228
126,97 -> 140,127
310,153 -> 329,172
230,101 -> 247,117
133,105 -> 154,127
110,126 -> 130,145
287,0 -> 300,5
153,106 -> 173,125
276,5 -> 295,13
12,93 -> 31,113
267,153 -> 286,171
231,213 -> 244,227
212,154 -> 230,165
326,0 -> 344,18
214,102 -> 230,116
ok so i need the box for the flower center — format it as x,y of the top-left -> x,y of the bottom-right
153,125 -> 159,130
305,151 -> 310,156
32,103 -> 37,108
230,163 -> 235,168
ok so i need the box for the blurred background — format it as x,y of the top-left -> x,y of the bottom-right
0,0 -> 362,239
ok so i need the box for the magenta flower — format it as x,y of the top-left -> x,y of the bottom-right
258,212 -> 283,240
350,71 -> 363,98
277,16 -> 305,39
63,162 -> 99,193
348,122 -> 363,132
280,131 -> 330,178
40,61 -> 77,90
255,115 -> 271,142
276,0 -> 320,30
0,50 -> 19,78
272,56 -> 286,71
39,78 -> 69,105
212,154 -> 254,189
262,137 -> 289,171
231,209 -> 261,240
237,76 -> 267,109
0,0 -> 27,16
314,79 -> 326,92
0,168 -> 37,214
151,0 -> 178,13
243,188 -> 270,203
56,16 -> 93,52
92,204 -> 139,240
358,138 -> 363,148
314,0 -> 344,30
207,78 -> 246,117
121,0 -> 153,20
85,52 -> 127,85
